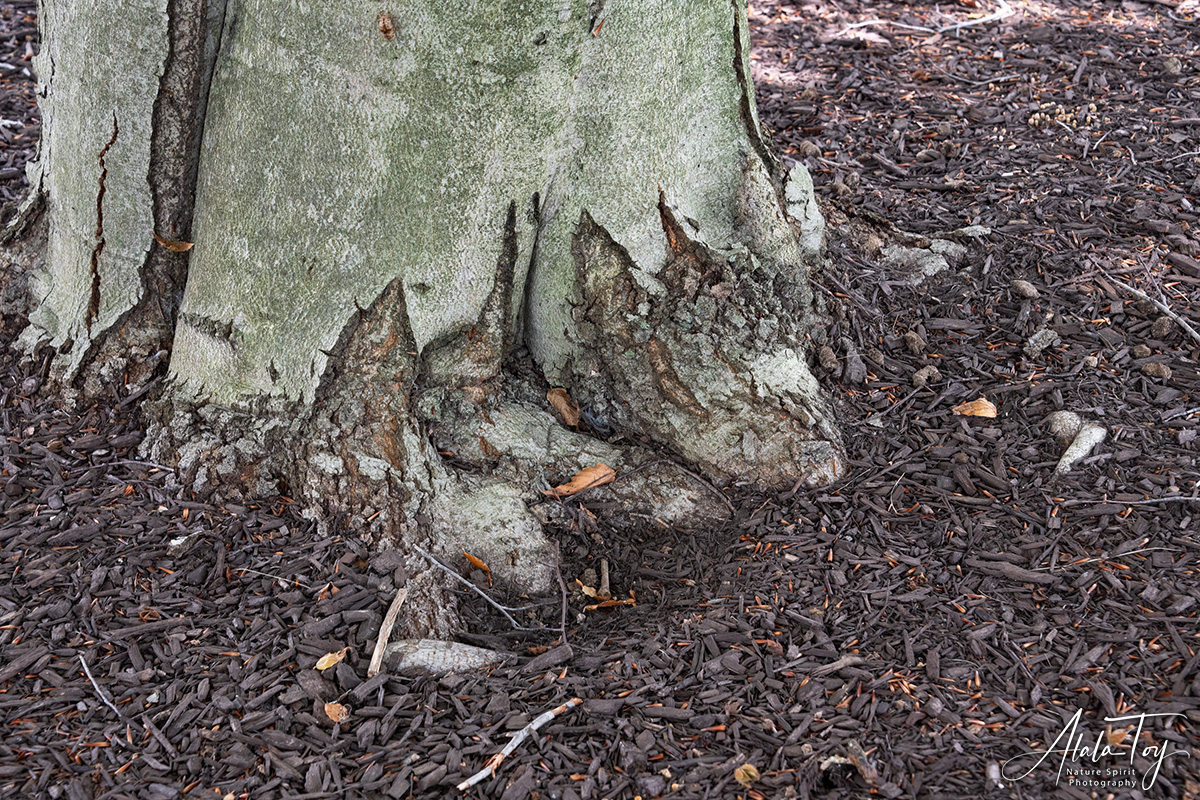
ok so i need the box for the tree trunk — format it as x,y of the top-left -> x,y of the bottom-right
13,0 -> 842,638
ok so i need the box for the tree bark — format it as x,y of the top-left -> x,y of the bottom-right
14,0 -> 842,639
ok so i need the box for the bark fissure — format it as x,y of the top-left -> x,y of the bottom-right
178,310 -> 234,345
86,115 -> 119,333
588,0 -> 607,35
142,0 -> 228,328
420,201 -> 520,389
516,191 -> 542,349
646,336 -> 708,418
729,0 -> 775,176
74,0 -> 230,393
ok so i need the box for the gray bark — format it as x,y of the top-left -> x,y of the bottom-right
13,0 -> 842,639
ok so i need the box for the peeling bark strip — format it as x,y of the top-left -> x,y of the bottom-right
646,336 -> 708,418
657,192 -> 723,301
87,116 -> 120,332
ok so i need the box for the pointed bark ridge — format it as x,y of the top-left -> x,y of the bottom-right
24,1 -> 843,639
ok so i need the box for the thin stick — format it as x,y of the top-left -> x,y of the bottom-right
411,546 -> 539,631
1108,275 -> 1200,348
1117,497 -> 1200,505
1161,406 -> 1200,421
554,563 -> 569,646
79,655 -> 124,719
936,0 -> 1014,33
367,586 -> 408,678
456,698 -> 583,790
836,18 -> 935,35
599,558 -> 610,599
234,567 -> 311,590
835,0 -> 1012,37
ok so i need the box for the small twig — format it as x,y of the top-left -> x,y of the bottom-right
1161,406 -> 1200,421
367,586 -> 408,678
115,459 -> 176,472
1118,496 -> 1200,505
1163,149 -> 1200,163
936,0 -> 1013,33
79,655 -> 124,719
234,567 -> 311,590
411,546 -> 540,631
554,563 -> 569,646
599,559 -> 611,599
932,66 -> 1020,87
836,18 -> 936,35
837,0 -> 1013,36
456,698 -> 583,790
1108,275 -> 1200,348
1067,548 -> 1173,566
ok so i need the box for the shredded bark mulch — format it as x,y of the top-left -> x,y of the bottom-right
3,1 -> 1199,798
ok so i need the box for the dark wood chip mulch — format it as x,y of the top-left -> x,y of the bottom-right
3,1 -> 1199,798
0,0 -> 36,225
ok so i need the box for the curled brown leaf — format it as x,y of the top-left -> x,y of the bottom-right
547,388 -> 580,427
542,464 -> 616,499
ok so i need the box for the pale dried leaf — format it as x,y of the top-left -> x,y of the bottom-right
323,701 -> 350,723
576,579 -> 599,599
1106,726 -> 1131,746
952,397 -> 998,418
462,550 -> 491,576
734,763 -> 759,787
153,232 -> 194,252
542,464 -> 616,498
547,388 -> 580,427
315,646 -> 349,671
583,597 -> 636,612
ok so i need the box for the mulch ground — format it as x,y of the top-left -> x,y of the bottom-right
3,1 -> 1200,798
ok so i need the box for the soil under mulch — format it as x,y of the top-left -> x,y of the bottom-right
3,1 -> 1200,798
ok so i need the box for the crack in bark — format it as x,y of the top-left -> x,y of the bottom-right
730,1 -> 775,175
419,201 -> 520,388
657,191 -> 725,302
73,0 -> 233,393
178,309 -> 234,343
516,191 -> 541,348
588,0 -> 607,35
86,116 -> 120,334
142,0 -> 228,329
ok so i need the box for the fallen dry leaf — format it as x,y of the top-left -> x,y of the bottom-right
734,763 -> 760,787
952,397 -> 998,418
463,550 -> 492,584
576,579 -> 600,599
152,233 -> 194,252
547,388 -> 580,427
315,647 -> 349,671
542,464 -> 616,499
323,702 -> 350,723
583,595 -> 636,612
1106,726 -> 1132,746
846,740 -> 879,786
